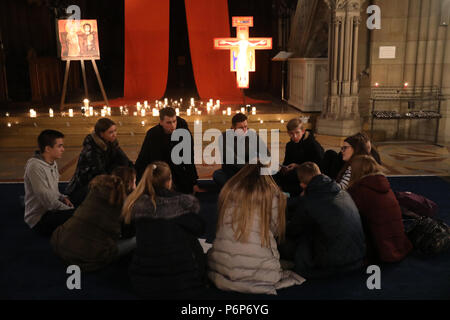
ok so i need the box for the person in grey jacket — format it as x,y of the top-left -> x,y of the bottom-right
282,162 -> 366,279
24,130 -> 74,236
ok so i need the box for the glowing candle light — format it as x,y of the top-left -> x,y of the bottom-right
209,99 -> 213,105
141,121 -> 145,126
7,122 -> 11,127
89,107 -> 94,117
68,109 -> 74,117
101,109 -> 107,117
49,108 -> 54,118
120,106 -> 123,115
187,108 -> 191,116
133,111 -> 138,116
144,101 -> 148,109
240,107 -> 245,114
252,107 -> 256,115
175,108 -> 180,116
375,82 -> 380,87
29,109 -> 37,118
260,120 -> 264,124
152,108 -> 159,117
222,110 -> 226,115
281,119 -> 285,124
190,98 -> 195,107
195,119 -> 200,125
5,112 -> 9,117
83,99 -> 89,108
216,100 -> 220,106
197,110 -> 202,115
404,82 -> 409,88
164,98 -> 168,105
227,107 -> 232,116
207,106 -> 211,114
141,108 -> 146,117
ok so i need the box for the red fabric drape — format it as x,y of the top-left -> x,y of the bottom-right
123,0 -> 170,100
184,0 -> 243,102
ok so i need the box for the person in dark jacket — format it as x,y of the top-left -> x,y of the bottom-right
347,155 -> 413,263
213,113 -> 269,189
65,118 -> 133,207
275,118 -> 324,197
51,175 -> 136,272
321,132 -> 381,180
281,162 -> 366,279
135,107 -> 200,194
122,161 -> 207,299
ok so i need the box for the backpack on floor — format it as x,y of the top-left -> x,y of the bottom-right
405,216 -> 450,256
395,191 -> 438,218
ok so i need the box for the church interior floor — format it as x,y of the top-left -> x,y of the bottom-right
0,100 -> 449,182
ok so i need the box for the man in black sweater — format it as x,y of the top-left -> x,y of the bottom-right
135,107 -> 200,194
275,118 -> 324,197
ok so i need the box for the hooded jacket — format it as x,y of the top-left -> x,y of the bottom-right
65,132 -> 132,196
348,174 -> 413,263
287,175 -> 366,273
24,151 -> 72,228
51,186 -> 122,272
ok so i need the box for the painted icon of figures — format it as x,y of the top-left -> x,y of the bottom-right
58,19 -> 100,60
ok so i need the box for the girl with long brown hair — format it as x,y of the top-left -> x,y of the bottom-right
208,163 -> 305,295
348,155 -> 412,263
51,175 -> 134,272
122,162 -> 207,299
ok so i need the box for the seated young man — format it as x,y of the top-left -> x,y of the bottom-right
24,130 -> 74,236
280,162 -> 366,279
213,113 -> 268,189
275,118 -> 324,197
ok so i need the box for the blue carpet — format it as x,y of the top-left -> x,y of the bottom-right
1,177 -> 449,300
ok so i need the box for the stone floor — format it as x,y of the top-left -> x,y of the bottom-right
0,98 -> 449,182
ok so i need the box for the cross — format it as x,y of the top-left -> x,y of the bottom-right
214,17 -> 272,89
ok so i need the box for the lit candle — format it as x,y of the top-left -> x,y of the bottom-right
222,110 -> 226,115
29,109 -> 37,118
137,102 -> 141,112
107,107 -> 111,116
83,99 -> 89,108
209,99 -> 213,105
187,108 -> 191,116
197,110 -> 202,115
94,111 -> 99,116
68,109 -> 74,117
227,107 -> 231,116
260,120 -> 264,124
252,107 -> 256,115
49,108 -> 54,118
190,98 -> 195,107
133,111 -> 138,116
216,100 -> 220,106
5,112 -> 9,117
195,119 -> 200,125
175,108 -> 180,116
89,107 -> 94,117
240,107 -> 245,114
207,106 -> 211,114
144,101 -> 148,109
101,109 -> 106,117
7,122 -> 11,127
120,106 -> 123,115
141,121 -> 145,126
164,98 -> 168,106
141,108 -> 146,117
281,119 -> 285,124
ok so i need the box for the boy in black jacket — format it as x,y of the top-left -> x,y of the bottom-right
275,118 -> 324,197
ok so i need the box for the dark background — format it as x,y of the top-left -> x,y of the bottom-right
0,0 -> 297,107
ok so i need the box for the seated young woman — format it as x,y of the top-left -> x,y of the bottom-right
207,163 -> 305,295
335,134 -> 370,190
121,162 -> 207,299
51,175 -> 136,272
347,155 -> 413,263
65,118 -> 134,207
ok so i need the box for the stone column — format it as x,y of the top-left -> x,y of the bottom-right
317,0 -> 363,137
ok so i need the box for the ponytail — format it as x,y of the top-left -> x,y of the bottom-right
121,162 -> 171,224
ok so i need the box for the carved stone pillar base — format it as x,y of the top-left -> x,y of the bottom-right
317,117 -> 361,137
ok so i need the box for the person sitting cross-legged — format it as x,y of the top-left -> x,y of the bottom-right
280,162 -> 366,279
24,130 -> 74,236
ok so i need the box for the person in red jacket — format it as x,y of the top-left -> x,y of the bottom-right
347,155 -> 413,263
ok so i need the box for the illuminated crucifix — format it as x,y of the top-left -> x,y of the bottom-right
214,17 -> 272,89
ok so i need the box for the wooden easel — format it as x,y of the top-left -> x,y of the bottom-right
60,58 -> 109,110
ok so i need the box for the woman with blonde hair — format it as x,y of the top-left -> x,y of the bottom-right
348,155 -> 412,263
122,161 -> 207,299
207,163 -> 305,295
51,175 -> 135,272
